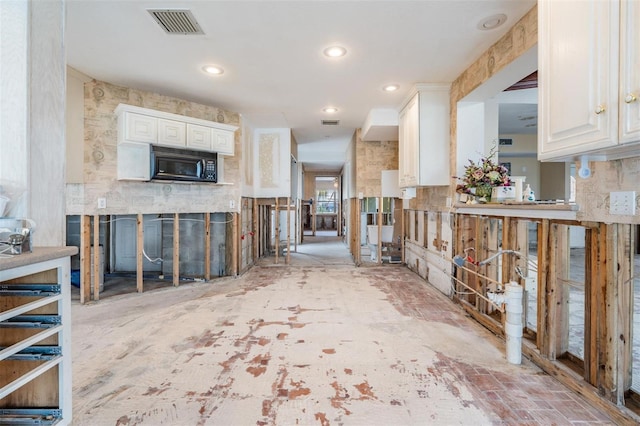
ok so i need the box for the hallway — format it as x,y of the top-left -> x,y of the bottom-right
71,238 -> 614,425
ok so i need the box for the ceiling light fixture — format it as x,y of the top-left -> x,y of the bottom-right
323,45 -> 347,58
383,84 -> 400,92
477,13 -> 507,30
323,107 -> 338,113
202,65 -> 224,75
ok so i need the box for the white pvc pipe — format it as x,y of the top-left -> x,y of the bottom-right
486,281 -> 524,365
504,281 -> 523,364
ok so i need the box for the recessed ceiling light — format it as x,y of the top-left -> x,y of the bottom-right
202,65 -> 224,75
323,45 -> 347,58
323,107 -> 338,113
477,14 -> 507,30
383,84 -> 400,92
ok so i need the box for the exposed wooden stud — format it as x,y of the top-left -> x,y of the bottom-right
377,197 -> 383,265
204,213 -> 211,281
232,212 -> 239,275
312,195 -> 316,236
586,225 -> 598,385
93,214 -> 100,301
253,198 -> 259,261
286,197 -> 291,265
337,194 -> 342,237
238,208 -> 242,275
401,203 -> 405,264
80,215 -> 91,304
294,198 -> 299,253
136,214 -> 144,293
537,219 -> 550,353
615,224 -> 634,403
501,216 -> 512,284
173,213 -> 179,286
353,198 -> 361,265
275,198 -> 280,264
515,219 -> 529,284
553,224 -> 570,359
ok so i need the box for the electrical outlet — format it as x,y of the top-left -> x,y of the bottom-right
609,191 -> 636,215
97,198 -> 107,209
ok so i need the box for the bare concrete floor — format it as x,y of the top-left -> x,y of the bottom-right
71,236 -> 614,425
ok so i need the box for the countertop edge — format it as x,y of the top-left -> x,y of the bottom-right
0,246 -> 79,272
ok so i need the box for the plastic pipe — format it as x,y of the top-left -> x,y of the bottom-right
486,281 -> 524,365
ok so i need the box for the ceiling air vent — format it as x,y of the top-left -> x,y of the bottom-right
147,9 -> 204,35
321,119 -> 340,126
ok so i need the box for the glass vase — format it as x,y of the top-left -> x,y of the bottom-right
474,185 -> 492,202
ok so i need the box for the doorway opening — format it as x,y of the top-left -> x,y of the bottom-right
306,176 -> 340,237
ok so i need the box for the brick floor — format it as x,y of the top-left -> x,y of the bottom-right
71,240 -> 622,425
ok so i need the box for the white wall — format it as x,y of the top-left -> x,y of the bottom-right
0,0 -> 66,245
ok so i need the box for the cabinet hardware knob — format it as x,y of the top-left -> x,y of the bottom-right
595,105 -> 605,114
625,94 -> 637,104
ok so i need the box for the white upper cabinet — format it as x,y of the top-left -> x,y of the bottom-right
157,118 -> 186,147
398,93 -> 419,187
620,0 -> 640,143
123,112 -> 157,143
398,84 -> 450,188
539,0 -> 640,161
186,123 -> 213,151
211,128 -> 234,155
115,104 -> 237,155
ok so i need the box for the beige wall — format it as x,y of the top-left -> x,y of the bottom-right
354,129 -> 398,197
65,79 -> 241,216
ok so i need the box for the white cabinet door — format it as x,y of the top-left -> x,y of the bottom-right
187,123 -> 213,151
157,118 -> 186,147
117,142 -> 150,180
538,0 -> 619,161
124,112 -> 157,143
619,0 -> 640,143
416,85 -> 450,185
398,93 -> 419,188
211,128 -> 234,155
398,85 -> 449,187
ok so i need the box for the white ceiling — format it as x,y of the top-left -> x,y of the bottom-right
66,0 -> 537,172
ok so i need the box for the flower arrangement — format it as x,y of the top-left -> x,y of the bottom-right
454,144 -> 511,198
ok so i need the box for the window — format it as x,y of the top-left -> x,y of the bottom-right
315,189 -> 336,213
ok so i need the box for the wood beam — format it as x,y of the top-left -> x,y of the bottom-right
93,214 -> 100,301
233,212 -> 239,275
377,197 -> 383,265
275,198 -> 279,265
253,198 -> 259,262
173,213 -> 179,286
204,213 -> 211,281
537,219 -> 550,353
80,215 -> 90,304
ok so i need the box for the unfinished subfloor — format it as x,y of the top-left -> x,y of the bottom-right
72,236 -> 615,425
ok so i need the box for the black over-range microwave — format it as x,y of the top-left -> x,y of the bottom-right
150,145 -> 218,183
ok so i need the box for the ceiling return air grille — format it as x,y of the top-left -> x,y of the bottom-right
147,9 -> 204,35
321,120 -> 340,126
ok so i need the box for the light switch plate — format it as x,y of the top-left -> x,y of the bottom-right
610,191 -> 636,215
97,198 -> 106,209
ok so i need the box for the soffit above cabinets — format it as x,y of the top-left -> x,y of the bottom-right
361,108 -> 399,142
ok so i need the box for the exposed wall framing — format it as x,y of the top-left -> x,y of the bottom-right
76,212 -> 241,303
452,212 -> 639,424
